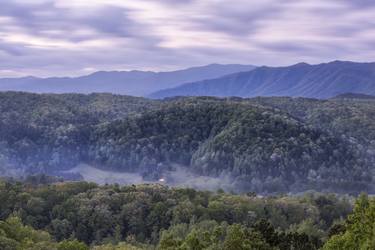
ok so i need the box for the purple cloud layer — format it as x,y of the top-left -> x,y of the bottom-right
0,0 -> 375,76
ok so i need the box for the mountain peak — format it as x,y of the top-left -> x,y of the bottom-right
292,62 -> 310,67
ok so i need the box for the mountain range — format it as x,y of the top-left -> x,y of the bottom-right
2,60 -> 375,99
0,64 -> 255,96
150,61 -> 375,99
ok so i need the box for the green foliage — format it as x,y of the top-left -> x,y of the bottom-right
158,219 -> 323,250
92,243 -> 144,250
323,194 -> 375,250
0,216 -> 56,249
1,179 -> 374,249
0,180 -> 354,248
58,240 -> 89,250
0,215 -> 89,250
158,221 -> 272,250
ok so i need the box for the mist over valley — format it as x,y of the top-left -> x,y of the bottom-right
1,91 -> 374,195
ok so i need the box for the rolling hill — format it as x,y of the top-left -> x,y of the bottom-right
150,61 -> 375,99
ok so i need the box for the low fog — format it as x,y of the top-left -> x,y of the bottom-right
64,164 -> 235,192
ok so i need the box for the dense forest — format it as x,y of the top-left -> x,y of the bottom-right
0,178 -> 373,249
0,92 -> 374,193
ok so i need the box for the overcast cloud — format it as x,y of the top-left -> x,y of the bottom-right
0,0 -> 375,77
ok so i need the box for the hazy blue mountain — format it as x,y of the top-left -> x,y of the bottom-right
333,92 -> 375,99
150,61 -> 375,99
0,64 -> 255,96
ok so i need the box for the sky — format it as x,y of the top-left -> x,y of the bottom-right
0,0 -> 375,77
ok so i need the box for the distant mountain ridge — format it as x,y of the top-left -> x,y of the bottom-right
150,61 -> 375,99
0,64 -> 256,96
333,92 -> 375,99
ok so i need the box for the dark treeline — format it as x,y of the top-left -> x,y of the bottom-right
1,178 -> 373,249
0,92 -> 374,194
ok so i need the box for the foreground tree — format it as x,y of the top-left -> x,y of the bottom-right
323,194 -> 375,249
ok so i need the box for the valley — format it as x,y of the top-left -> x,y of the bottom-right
1,92 -> 374,194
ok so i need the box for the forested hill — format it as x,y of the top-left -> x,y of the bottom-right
0,92 -> 374,194
150,61 -> 375,99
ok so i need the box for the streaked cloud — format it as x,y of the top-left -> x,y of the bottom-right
0,0 -> 375,77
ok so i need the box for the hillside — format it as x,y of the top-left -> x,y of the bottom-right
150,61 -> 375,99
0,92 -> 160,178
0,92 -> 374,194
89,98 -> 374,193
0,64 -> 255,96
249,96 -> 375,145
